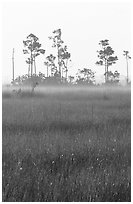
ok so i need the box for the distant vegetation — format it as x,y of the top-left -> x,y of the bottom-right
11,29 -> 131,89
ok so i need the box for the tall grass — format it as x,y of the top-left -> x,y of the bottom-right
2,87 -> 131,201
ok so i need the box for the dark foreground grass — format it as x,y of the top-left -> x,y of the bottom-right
2,87 -> 131,202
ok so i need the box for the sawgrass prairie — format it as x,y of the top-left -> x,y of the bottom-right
2,86 -> 131,202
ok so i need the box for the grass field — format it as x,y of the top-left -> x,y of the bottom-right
2,86 -> 131,202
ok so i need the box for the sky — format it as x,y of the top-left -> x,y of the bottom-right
1,0 -> 131,84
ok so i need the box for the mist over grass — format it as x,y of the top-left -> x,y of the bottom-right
2,86 -> 131,201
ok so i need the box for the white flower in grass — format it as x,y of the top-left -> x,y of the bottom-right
60,154 -> 64,158
33,162 -> 36,166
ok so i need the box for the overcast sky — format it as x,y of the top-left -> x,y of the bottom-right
2,0 -> 131,84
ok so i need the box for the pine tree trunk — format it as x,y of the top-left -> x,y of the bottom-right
126,57 -> 128,84
105,60 -> 107,83
31,51 -> 33,77
34,58 -> 36,75
106,61 -> 109,82
66,59 -> 68,80
58,49 -> 61,77
28,64 -> 30,77
62,67 -> 63,79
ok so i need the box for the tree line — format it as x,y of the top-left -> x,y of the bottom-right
12,29 -> 131,86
